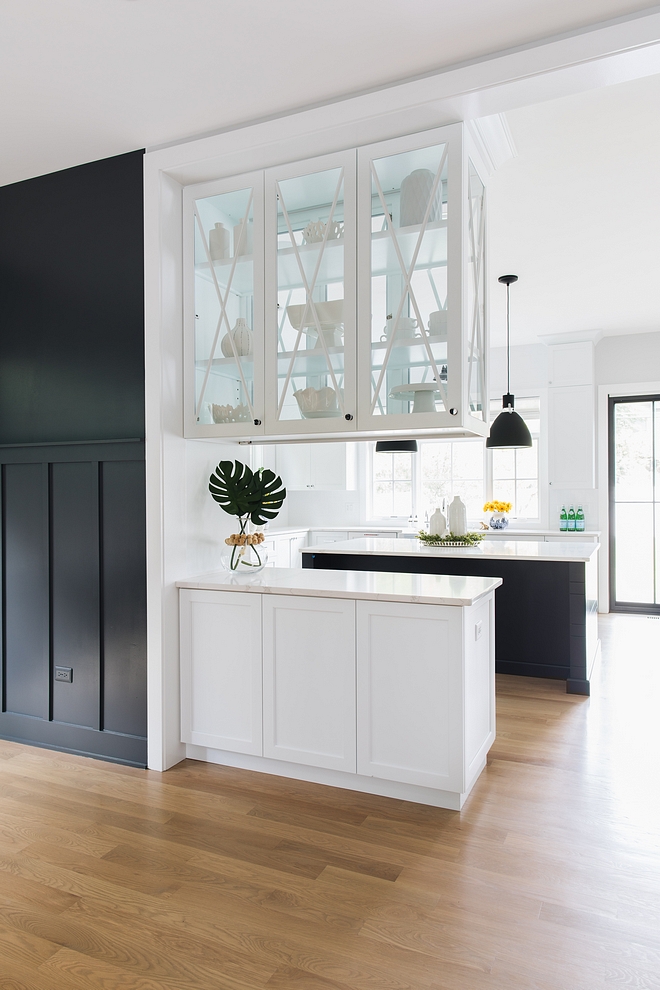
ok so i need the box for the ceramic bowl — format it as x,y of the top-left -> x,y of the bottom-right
286,300 -> 344,330
302,220 -> 344,244
293,386 -> 342,417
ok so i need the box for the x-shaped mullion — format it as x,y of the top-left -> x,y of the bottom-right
370,146 -> 449,415
194,197 -> 255,420
467,186 -> 486,412
426,268 -> 445,313
275,171 -> 345,419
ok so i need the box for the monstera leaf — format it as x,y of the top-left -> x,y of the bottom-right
209,460 -> 286,526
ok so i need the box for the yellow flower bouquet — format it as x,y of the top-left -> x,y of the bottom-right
483,500 -> 512,513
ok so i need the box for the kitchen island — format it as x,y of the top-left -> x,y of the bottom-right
302,539 -> 599,695
178,568 -> 502,810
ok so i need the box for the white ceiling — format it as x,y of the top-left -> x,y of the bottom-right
2,1 -> 659,349
0,0 -> 657,187
488,72 -> 660,345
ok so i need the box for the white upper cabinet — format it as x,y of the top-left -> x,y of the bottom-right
183,124 -> 488,440
276,442 -> 356,491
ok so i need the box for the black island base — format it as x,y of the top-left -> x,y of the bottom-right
302,543 -> 599,695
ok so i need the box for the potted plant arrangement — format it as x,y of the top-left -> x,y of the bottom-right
484,500 -> 512,530
209,460 -> 286,572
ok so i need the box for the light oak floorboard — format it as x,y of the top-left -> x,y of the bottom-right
1,613 -> 659,989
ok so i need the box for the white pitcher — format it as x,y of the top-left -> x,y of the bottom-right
448,496 -> 467,537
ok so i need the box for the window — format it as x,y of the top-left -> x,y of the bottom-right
490,396 -> 541,519
369,396 -> 541,523
419,440 -> 484,520
372,450 -> 414,517
370,438 -> 485,523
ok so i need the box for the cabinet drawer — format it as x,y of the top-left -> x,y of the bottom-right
309,531 -> 349,546
348,531 -> 395,539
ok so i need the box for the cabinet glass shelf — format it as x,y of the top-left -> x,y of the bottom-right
195,220 -> 447,294
197,332 -> 448,381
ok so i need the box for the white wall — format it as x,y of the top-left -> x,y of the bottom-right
596,330 -> 660,385
489,343 -> 548,394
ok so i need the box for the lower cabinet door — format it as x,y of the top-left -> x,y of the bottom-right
180,589 -> 263,755
263,595 -> 356,772
356,600 -> 462,790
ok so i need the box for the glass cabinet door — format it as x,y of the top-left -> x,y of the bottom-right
264,152 -> 356,435
184,173 -> 264,436
357,127 -> 462,431
466,157 -> 487,426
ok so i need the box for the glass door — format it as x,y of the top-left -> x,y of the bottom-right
609,395 -> 660,613
264,152 -> 356,435
183,172 -> 264,437
357,126 -> 463,432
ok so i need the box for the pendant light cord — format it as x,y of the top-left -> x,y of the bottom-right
506,280 -> 511,397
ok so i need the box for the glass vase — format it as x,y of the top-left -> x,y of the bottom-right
221,540 -> 267,573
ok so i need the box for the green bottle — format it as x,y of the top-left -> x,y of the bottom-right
567,505 -> 576,532
576,505 -> 585,532
559,505 -> 568,532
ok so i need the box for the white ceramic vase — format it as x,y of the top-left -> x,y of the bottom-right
429,507 -> 447,537
399,169 -> 441,227
209,222 -> 230,260
448,496 -> 467,537
220,318 -> 253,358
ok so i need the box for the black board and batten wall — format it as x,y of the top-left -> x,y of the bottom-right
0,150 -> 147,766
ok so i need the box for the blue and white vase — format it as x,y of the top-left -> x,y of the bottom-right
489,513 -> 509,530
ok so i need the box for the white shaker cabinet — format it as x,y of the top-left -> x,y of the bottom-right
357,596 -> 493,793
179,589 -> 262,755
276,441 -> 355,491
262,595 -> 356,772
178,570 -> 499,809
548,384 -> 595,489
261,531 -> 308,568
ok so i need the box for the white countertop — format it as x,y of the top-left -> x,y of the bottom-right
302,538 -> 600,563
264,525 -> 412,536
177,567 -> 502,606
264,525 -> 599,538
481,529 -> 600,537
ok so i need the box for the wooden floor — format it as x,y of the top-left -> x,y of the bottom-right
1,614 -> 660,990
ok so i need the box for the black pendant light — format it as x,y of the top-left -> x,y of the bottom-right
486,275 -> 532,449
375,440 -> 418,453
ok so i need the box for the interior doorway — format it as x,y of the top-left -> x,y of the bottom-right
609,395 -> 660,614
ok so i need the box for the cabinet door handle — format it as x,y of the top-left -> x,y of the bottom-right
254,419 -> 262,426
344,413 -> 353,421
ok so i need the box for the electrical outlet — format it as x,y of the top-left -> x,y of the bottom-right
55,666 -> 73,683
474,620 -> 482,641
